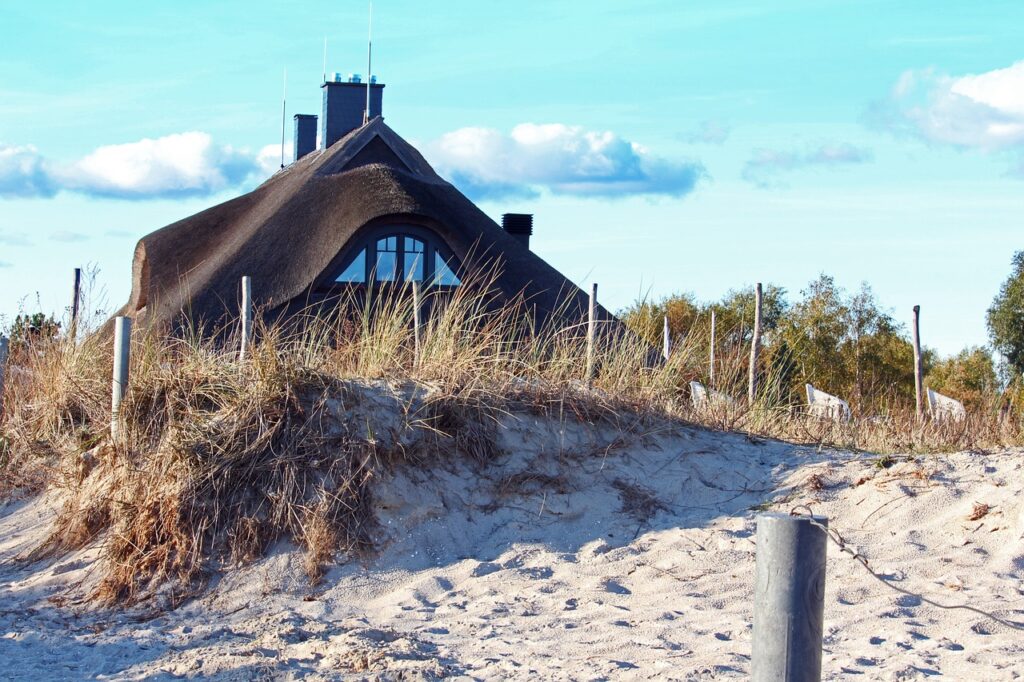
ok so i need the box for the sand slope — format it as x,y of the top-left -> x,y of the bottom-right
0,412 -> 1022,680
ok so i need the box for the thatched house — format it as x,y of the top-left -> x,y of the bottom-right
117,74 -> 611,332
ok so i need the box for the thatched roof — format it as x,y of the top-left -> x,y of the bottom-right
120,117 -> 610,330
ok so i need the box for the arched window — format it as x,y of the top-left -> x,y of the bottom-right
331,225 -> 462,287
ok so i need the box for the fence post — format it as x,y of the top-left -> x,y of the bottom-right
753,513 -> 828,682
748,283 -> 763,406
70,267 -> 82,341
912,305 -> 924,422
586,283 -> 597,382
240,276 -> 253,361
412,280 -> 422,367
111,316 -> 132,438
709,309 -> 716,387
662,315 -> 670,362
0,335 -> 9,415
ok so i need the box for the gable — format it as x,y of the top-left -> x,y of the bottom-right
340,135 -> 412,174
315,118 -> 446,183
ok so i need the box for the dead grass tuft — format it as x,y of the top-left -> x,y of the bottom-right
612,479 -> 668,523
968,502 -> 991,521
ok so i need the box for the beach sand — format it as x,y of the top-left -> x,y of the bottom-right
0,412 -> 1021,680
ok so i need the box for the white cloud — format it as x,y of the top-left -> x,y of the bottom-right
0,143 -> 55,198
2,124 -> 703,202
869,61 -> 1024,153
0,133 -> 270,200
424,123 -> 704,200
257,143 -> 294,176
54,132 -> 258,199
742,143 -> 873,188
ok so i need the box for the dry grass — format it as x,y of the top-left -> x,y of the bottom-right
1,273 -> 1022,605
968,502 -> 991,521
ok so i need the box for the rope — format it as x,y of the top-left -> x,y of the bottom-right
789,504 -> 1024,632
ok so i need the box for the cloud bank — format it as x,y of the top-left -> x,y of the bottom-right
424,123 -> 705,200
867,60 -> 1024,172
742,143 -> 872,188
2,124 -> 703,202
0,133 -> 268,200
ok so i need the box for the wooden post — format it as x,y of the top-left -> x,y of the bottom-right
412,280 -> 422,366
0,335 -> 9,415
111,316 -> 132,438
586,283 -> 597,382
748,283 -> 763,406
912,305 -> 924,421
240,276 -> 253,361
709,309 -> 717,387
662,315 -> 670,362
70,267 -> 82,341
753,513 -> 827,682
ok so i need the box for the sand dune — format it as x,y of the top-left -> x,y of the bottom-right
0,412 -> 1022,680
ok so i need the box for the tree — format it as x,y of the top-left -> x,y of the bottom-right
776,276 -> 916,411
10,312 -> 61,348
987,251 -> 1024,379
925,347 -> 998,410
618,292 -> 701,347
776,275 -> 851,398
710,283 -> 788,348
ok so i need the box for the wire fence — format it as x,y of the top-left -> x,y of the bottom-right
789,504 -> 1024,632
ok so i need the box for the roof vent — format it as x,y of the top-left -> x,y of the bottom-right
502,213 -> 533,250
348,73 -> 362,83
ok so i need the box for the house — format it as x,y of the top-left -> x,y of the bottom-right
117,73 -> 610,332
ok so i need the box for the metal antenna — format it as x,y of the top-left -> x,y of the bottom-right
280,67 -> 287,169
364,0 -> 372,125
322,36 -> 327,84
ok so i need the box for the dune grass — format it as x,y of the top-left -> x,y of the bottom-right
0,274 -> 1021,605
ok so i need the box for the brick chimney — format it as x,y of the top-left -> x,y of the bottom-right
320,73 -> 384,150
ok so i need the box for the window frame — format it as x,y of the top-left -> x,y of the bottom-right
319,222 -> 463,292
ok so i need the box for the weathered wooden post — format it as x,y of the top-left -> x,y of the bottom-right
0,335 -> 9,414
240,276 -> 253,361
412,280 -> 422,366
748,283 -> 763,406
753,513 -> 828,682
111,316 -> 132,438
709,309 -> 717,387
912,305 -> 924,422
586,283 -> 597,382
70,267 -> 82,341
662,315 -> 670,362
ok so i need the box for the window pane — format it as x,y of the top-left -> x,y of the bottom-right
335,249 -> 366,283
405,237 -> 424,253
375,251 -> 397,281
405,252 -> 424,281
433,252 -> 461,286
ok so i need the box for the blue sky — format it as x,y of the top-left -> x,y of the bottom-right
2,0 -> 1023,355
